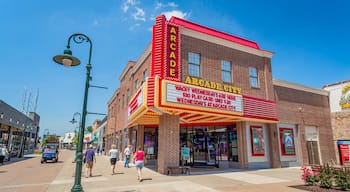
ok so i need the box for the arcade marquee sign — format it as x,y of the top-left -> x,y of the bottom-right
162,79 -> 243,115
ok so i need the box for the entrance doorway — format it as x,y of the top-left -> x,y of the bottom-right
305,126 -> 320,165
180,125 -> 238,168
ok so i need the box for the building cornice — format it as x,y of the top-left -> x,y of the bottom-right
273,79 -> 329,96
181,28 -> 274,58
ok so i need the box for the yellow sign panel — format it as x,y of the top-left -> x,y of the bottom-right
340,84 -> 350,109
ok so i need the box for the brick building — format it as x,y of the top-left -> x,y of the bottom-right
107,15 -> 336,174
323,80 -> 350,165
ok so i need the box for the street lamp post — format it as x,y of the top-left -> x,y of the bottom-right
53,33 -> 93,192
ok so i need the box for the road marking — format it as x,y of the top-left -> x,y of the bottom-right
51,177 -> 108,185
215,172 -> 289,184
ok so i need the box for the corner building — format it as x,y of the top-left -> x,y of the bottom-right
107,15 -> 336,174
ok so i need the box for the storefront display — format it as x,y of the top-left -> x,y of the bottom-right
279,128 -> 296,155
338,141 -> 350,165
250,126 -> 265,156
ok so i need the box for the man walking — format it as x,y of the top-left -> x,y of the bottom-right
84,145 -> 96,178
124,145 -> 131,168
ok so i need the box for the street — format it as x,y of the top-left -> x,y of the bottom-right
0,150 -> 69,192
0,150 -> 306,192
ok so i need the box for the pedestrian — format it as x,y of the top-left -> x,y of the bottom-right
84,145 -> 96,178
134,146 -> 145,182
124,145 -> 131,168
109,144 -> 119,175
0,145 -> 9,165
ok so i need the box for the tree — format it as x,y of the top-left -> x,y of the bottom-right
85,126 -> 93,133
72,133 -> 79,146
41,137 -> 49,147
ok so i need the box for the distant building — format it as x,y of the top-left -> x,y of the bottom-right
0,100 -> 40,156
61,132 -> 75,149
92,116 -> 106,153
323,80 -> 350,165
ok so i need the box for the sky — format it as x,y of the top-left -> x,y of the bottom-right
1,0 -> 349,138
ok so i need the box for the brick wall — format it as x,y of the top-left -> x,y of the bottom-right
180,35 -> 275,101
274,85 -> 336,165
157,114 -> 180,174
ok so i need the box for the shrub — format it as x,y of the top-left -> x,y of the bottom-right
300,166 -> 318,186
318,165 -> 333,188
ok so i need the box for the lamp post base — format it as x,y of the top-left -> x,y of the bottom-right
71,184 -> 84,192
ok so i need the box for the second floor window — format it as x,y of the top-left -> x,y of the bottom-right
135,79 -> 139,90
249,67 -> 259,88
188,52 -> 200,77
127,89 -> 130,103
221,60 -> 232,83
143,70 -> 148,82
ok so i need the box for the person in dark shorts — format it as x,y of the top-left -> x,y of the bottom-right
109,144 -> 119,175
84,145 -> 96,178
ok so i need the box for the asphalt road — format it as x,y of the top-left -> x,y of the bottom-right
0,151 -> 69,192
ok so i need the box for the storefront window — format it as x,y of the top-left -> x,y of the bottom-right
250,126 -> 265,156
131,129 -> 137,153
279,128 -> 296,156
180,126 -> 233,167
144,127 -> 157,159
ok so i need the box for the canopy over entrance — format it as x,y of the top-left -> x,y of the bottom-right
128,76 -> 278,127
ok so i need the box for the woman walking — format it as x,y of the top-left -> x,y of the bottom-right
134,146 -> 145,182
109,144 -> 119,175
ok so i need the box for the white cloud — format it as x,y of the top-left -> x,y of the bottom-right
155,2 -> 163,10
122,0 -> 139,13
132,7 -> 146,21
162,10 -> 188,20
155,2 -> 178,10
167,2 -> 177,8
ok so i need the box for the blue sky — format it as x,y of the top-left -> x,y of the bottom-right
1,0 -> 349,137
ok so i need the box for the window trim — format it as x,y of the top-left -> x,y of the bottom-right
188,52 -> 201,77
249,67 -> 259,88
221,60 -> 232,83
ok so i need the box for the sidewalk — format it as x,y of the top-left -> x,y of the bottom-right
48,150 -> 305,192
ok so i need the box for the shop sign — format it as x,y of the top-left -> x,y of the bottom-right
165,23 -> 180,81
340,84 -> 350,109
185,76 -> 241,95
339,144 -> 350,165
128,87 -> 143,117
166,82 -> 243,113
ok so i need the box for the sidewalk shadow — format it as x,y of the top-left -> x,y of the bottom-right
140,178 -> 152,182
89,174 -> 103,177
114,172 -> 125,175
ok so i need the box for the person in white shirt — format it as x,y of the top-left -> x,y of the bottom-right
109,144 -> 119,175
124,145 -> 131,168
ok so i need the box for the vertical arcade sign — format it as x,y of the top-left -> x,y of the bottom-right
151,15 -> 181,82
165,23 -> 180,81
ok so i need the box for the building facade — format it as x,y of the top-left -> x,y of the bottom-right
323,80 -> 350,165
0,100 -> 40,157
92,116 -> 106,154
107,15 -> 336,174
